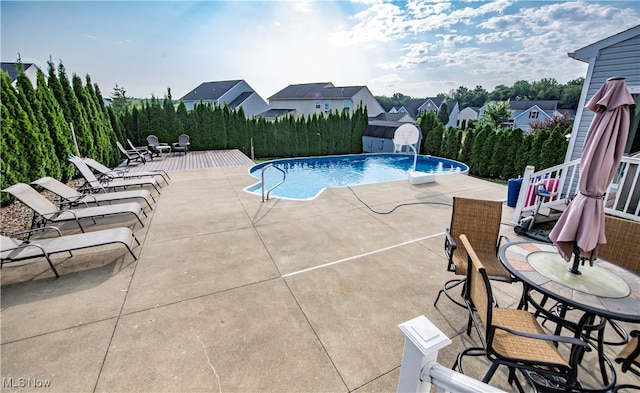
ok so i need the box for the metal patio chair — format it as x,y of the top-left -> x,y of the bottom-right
2,183 -> 146,233
453,234 -> 607,393
69,156 -> 162,195
32,177 -> 155,210
434,196 -> 513,308
1,226 -> 139,278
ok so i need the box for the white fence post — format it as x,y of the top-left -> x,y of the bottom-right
397,315 -> 451,393
512,165 -> 535,224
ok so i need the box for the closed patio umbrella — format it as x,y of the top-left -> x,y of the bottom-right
549,77 -> 634,273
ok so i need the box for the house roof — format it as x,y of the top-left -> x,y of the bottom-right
269,82 -> 364,100
181,80 -> 243,101
228,91 -> 252,108
509,100 -> 557,111
1,62 -> 36,81
569,25 -> 640,63
259,108 -> 296,118
373,112 -> 414,122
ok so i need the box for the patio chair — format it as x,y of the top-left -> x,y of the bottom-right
2,183 -> 146,233
1,226 -> 139,278
433,197 -> 513,308
83,157 -> 170,185
615,330 -> 640,377
32,177 -> 155,210
453,234 -> 596,393
116,141 -> 146,166
127,139 -> 153,161
146,135 -> 172,157
69,156 -> 162,194
172,134 -> 190,155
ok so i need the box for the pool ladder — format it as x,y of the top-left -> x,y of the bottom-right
261,164 -> 286,202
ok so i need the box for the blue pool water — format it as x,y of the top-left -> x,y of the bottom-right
245,153 -> 468,200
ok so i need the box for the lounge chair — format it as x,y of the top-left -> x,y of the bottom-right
146,135 -> 172,157
69,156 -> 162,194
2,183 -> 146,233
172,134 -> 190,155
127,139 -> 153,161
82,157 -> 170,185
116,141 -> 147,166
1,226 -> 139,278
32,177 -> 155,210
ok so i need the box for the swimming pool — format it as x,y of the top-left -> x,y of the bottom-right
245,153 -> 468,200
246,153 -> 469,200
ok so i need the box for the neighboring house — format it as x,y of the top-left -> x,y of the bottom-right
479,100 -> 559,132
394,97 -> 459,128
510,100 -> 558,132
1,62 -> 39,86
266,82 -> 385,118
566,24 -> 640,162
457,106 -> 480,128
180,80 -> 269,117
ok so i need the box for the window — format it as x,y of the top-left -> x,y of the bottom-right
529,111 -> 539,119
343,99 -> 351,112
324,100 -> 330,114
315,100 -> 321,110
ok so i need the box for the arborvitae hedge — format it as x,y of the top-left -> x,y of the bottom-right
2,60 -> 569,205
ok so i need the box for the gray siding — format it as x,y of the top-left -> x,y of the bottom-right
569,34 -> 640,161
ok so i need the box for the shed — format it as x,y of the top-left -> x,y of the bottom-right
362,121 -> 422,153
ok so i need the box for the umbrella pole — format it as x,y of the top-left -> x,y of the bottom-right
568,245 -> 583,274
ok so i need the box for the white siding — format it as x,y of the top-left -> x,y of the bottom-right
567,33 -> 640,162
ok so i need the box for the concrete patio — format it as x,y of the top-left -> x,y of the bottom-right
1,151 -> 637,392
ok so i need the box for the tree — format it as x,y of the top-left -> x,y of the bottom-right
529,111 -> 574,135
110,84 -> 128,116
437,102 -> 449,125
559,78 -> 584,110
479,100 -> 512,131
531,78 -> 561,100
510,80 -> 532,101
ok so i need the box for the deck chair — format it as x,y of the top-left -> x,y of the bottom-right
434,197 -> 513,308
453,234 -> 597,393
32,177 -> 155,210
172,134 -> 190,155
146,135 -> 172,157
83,157 -> 170,185
116,141 -> 146,165
1,226 -> 139,278
69,156 -> 161,194
127,139 -> 153,161
2,183 -> 146,233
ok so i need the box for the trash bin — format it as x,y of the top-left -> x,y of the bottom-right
507,178 -> 523,207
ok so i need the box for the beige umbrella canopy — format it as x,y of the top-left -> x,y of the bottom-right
549,77 -> 634,273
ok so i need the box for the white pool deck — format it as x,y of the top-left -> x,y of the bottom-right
1,150 -> 637,392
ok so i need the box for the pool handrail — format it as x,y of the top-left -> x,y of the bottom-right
261,164 -> 286,202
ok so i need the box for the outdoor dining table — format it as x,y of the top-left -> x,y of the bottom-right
499,241 -> 640,388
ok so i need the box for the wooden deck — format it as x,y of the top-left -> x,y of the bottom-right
124,149 -> 256,172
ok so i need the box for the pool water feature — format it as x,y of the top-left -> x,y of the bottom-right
246,153 -> 469,200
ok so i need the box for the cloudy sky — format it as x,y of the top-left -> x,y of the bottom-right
2,0 -> 638,100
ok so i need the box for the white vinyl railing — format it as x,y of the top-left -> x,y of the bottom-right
511,155 -> 640,224
397,316 -> 507,393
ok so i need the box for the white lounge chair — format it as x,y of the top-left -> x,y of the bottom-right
83,157 -> 170,185
32,177 -> 155,210
1,226 -> 139,278
2,183 -> 146,233
69,156 -> 161,194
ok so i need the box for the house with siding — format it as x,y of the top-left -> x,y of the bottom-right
180,80 -> 269,117
1,62 -> 39,86
479,100 -> 559,132
392,97 -> 459,128
457,106 -> 480,128
266,82 -> 385,118
566,24 -> 640,161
